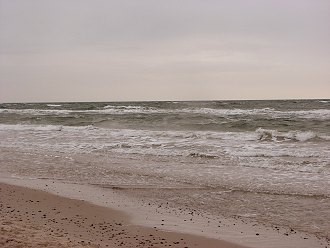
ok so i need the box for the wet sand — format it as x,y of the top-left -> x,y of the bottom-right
0,182 -> 248,248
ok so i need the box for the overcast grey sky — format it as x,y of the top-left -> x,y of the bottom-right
0,0 -> 329,102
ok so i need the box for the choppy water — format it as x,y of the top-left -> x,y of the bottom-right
0,100 -> 329,238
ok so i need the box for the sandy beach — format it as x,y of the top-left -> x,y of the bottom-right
0,182 -> 248,248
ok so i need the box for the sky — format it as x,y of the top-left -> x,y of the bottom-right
0,0 -> 329,102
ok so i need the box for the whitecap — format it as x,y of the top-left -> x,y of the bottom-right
255,128 -> 319,142
0,124 -> 63,131
47,104 -> 62,107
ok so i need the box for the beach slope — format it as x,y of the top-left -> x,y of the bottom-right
0,182 -> 247,248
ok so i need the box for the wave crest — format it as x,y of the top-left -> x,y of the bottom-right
1,107 -> 329,120
255,128 -> 320,142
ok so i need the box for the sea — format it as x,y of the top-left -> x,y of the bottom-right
0,99 -> 329,240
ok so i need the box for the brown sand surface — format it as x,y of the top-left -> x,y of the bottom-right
0,182 -> 248,248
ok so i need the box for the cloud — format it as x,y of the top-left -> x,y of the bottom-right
0,0 -> 329,101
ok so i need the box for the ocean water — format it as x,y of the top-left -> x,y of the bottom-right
0,100 -> 329,239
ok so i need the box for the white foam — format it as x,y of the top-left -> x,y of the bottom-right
46,104 -> 62,107
1,107 -> 329,119
0,108 -> 71,115
103,105 -> 150,110
0,124 -> 63,131
255,128 -> 319,142
0,124 -> 328,176
319,135 -> 330,141
294,131 -> 316,142
182,107 -> 276,116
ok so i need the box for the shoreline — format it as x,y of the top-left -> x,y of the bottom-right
1,177 -> 328,248
0,182 -> 247,248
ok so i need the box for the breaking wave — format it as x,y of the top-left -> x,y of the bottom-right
255,128 -> 328,142
0,124 -> 63,131
47,104 -> 62,107
0,107 -> 329,120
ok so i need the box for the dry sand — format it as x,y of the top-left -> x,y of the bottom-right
0,182 -> 248,248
